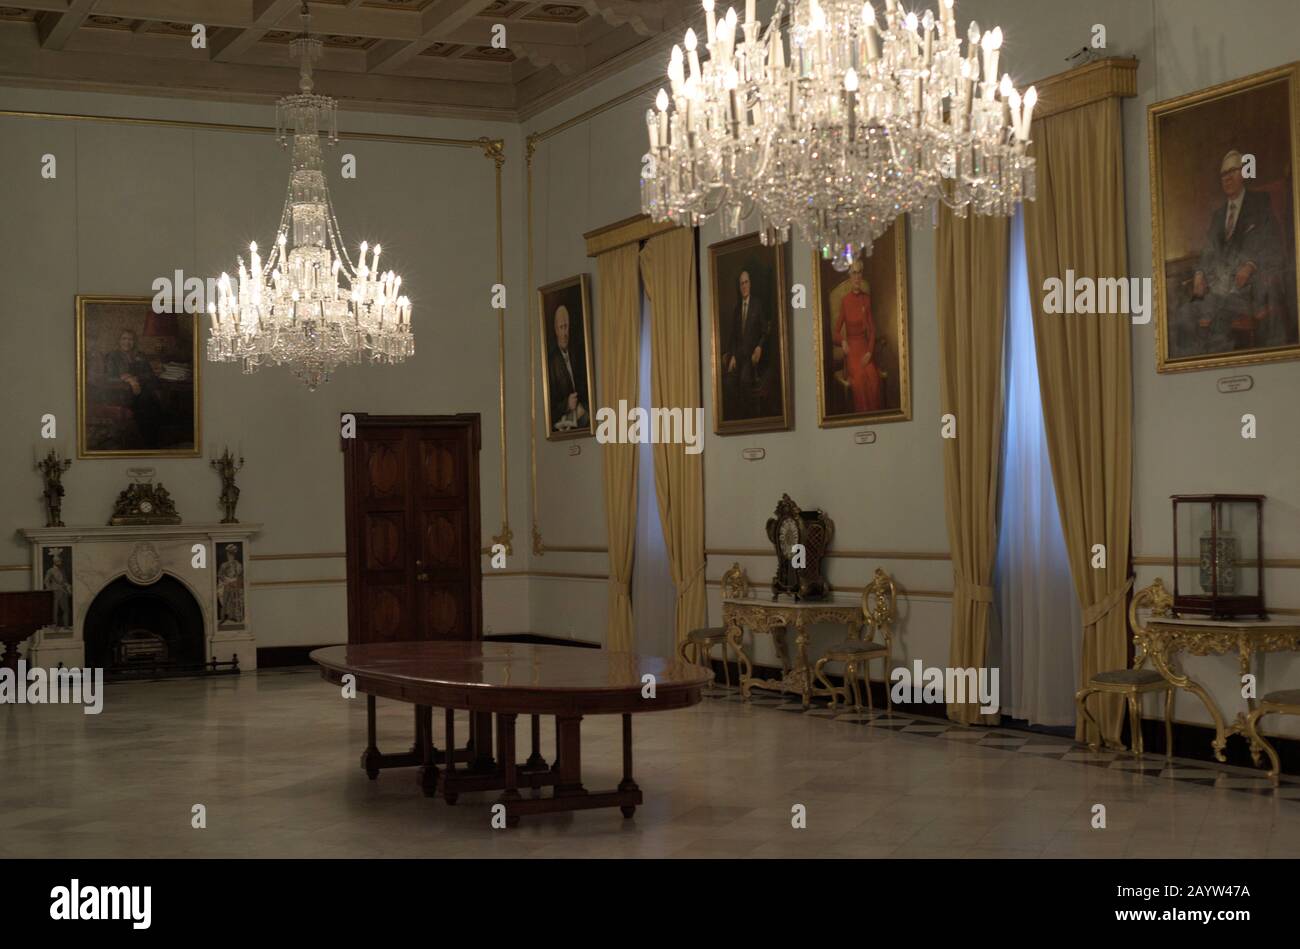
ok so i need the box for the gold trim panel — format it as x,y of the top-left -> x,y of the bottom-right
1134,556 -> 1300,569
706,547 -> 951,561
0,110 -> 490,149
249,552 -> 346,562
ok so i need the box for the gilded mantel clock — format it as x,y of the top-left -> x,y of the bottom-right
765,494 -> 833,600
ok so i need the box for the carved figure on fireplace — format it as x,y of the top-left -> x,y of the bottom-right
217,544 -> 245,627
42,548 -> 72,628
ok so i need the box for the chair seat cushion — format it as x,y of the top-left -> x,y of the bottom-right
823,640 -> 886,657
1091,668 -> 1166,686
1262,689 -> 1300,706
686,627 -> 728,642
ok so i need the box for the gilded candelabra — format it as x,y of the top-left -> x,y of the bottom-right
211,447 -> 245,524
37,449 -> 72,528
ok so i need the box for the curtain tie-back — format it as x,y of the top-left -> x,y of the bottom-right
679,560 -> 706,593
1081,576 -> 1134,628
608,579 -> 631,599
956,578 -> 994,603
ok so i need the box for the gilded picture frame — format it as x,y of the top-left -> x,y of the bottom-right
537,274 -> 597,441
707,233 -> 793,435
75,295 -> 201,458
1149,62 -> 1300,372
811,220 -> 911,427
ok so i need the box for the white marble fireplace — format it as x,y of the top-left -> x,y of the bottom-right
19,523 -> 261,673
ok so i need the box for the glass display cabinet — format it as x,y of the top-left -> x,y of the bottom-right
1171,494 -> 1265,618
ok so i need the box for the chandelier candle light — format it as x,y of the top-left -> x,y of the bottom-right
209,4 -> 413,390
641,0 -> 1037,269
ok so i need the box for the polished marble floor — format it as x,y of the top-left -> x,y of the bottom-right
2,667 -> 1299,859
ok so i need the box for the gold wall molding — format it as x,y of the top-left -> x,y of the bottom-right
249,552 -> 346,562
1030,56 -> 1138,121
0,110 -> 514,558
706,547 -> 951,561
250,578 -> 346,588
705,578 -> 952,599
1134,556 -> 1300,569
0,564 -> 29,573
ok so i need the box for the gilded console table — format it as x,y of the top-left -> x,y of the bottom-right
722,597 -> 862,707
1137,598 -> 1300,764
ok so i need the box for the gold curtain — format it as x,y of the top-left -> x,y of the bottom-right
639,228 -> 707,648
1022,97 -> 1133,745
936,210 -> 1009,726
595,243 -> 641,652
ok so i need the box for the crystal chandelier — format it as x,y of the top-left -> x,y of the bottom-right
209,4 -> 413,390
641,0 -> 1037,268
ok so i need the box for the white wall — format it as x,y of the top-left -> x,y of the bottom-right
0,85 -> 533,646
521,0 -> 1300,736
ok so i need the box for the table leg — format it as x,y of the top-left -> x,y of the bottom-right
415,704 -> 437,797
1150,642 -> 1230,762
728,623 -> 755,700
496,713 -> 521,827
360,694 -> 380,779
1238,643 -> 1265,766
470,711 -> 496,772
522,714 -> 548,772
795,620 -> 812,708
617,713 -> 639,818
553,715 -> 586,798
443,708 -> 459,804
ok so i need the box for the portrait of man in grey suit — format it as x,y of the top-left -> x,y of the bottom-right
1173,149 -> 1293,357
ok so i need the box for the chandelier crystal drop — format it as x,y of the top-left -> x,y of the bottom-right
640,0 -> 1038,269
208,5 -> 413,390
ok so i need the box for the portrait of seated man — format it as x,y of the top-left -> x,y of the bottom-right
78,297 -> 199,456
1173,149 -> 1294,357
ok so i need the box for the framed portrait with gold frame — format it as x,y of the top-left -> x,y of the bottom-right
812,220 -> 911,427
537,274 -> 596,441
75,295 -> 201,458
1150,62 -> 1300,372
708,233 -> 793,435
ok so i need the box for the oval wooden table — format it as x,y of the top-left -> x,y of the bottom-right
311,642 -> 713,826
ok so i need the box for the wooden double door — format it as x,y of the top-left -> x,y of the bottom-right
343,414 -> 483,644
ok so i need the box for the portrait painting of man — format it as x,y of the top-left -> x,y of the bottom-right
77,296 -> 200,456
812,221 -> 911,427
1150,64 -> 1300,371
708,234 -> 792,434
537,275 -> 596,441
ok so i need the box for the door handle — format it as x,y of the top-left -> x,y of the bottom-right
415,559 -> 429,582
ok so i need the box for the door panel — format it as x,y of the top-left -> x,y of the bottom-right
364,513 -> 405,571
421,509 -> 464,570
419,438 -> 462,499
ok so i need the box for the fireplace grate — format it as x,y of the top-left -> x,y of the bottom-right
103,654 -> 241,682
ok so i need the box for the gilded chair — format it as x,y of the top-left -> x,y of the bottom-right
678,563 -> 748,691
1244,691 -> 1300,784
1074,577 -> 1176,758
814,568 -> 896,713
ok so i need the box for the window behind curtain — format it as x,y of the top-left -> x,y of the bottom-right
631,284 -> 676,655
993,209 -> 1082,727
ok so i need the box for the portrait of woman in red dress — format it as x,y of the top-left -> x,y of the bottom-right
832,260 -> 883,413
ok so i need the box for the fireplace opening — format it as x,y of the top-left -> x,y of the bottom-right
83,575 -> 218,680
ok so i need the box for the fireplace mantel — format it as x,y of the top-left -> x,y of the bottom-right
18,523 -> 262,672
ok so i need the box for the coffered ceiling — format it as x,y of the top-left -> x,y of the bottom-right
0,0 -> 698,120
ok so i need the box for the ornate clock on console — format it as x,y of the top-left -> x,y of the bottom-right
766,494 -> 833,600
